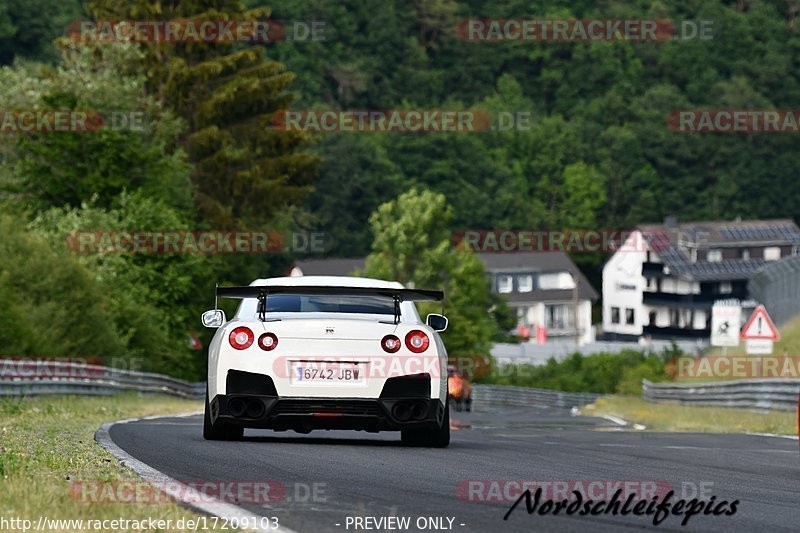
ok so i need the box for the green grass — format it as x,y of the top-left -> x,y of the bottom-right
0,393 -> 240,532
587,395 -> 798,435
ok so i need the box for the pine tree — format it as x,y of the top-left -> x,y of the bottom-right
87,0 -> 319,228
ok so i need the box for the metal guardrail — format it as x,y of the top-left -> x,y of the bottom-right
1,360 -> 601,410
0,359 -> 204,399
6,359 -> 798,413
642,378 -> 800,411
472,384 -> 600,409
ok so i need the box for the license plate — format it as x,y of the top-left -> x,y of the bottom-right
290,362 -> 365,385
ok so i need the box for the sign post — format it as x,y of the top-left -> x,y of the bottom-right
740,305 -> 780,355
711,301 -> 742,349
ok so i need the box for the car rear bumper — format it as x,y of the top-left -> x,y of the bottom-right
210,394 -> 444,432
208,369 -> 444,433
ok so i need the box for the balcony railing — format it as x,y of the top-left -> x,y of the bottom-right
642,290 -> 746,308
642,324 -> 709,339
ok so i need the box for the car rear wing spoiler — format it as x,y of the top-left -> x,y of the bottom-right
215,285 -> 444,323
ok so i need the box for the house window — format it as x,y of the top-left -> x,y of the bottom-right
669,309 -> 680,327
625,308 -> 635,325
497,275 -> 513,293
719,282 -> 732,294
739,249 -> 750,260
517,275 -> 533,293
764,247 -> 781,261
611,307 -> 620,324
546,304 -> 572,329
707,249 -> 722,262
538,272 -> 575,290
648,311 -> 657,326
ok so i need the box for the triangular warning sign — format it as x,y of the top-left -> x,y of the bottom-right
740,305 -> 780,341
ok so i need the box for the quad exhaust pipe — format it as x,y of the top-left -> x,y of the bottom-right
231,396 -> 427,422
228,397 -> 246,417
392,400 -> 428,422
228,397 -> 265,419
410,402 -> 427,420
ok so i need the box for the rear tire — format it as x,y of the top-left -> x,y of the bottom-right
203,390 -> 244,441
401,400 -> 450,448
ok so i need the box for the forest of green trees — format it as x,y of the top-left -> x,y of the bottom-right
1,0 -> 798,377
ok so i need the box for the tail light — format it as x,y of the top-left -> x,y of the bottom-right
229,326 -> 254,350
381,334 -> 401,353
258,332 -> 278,351
405,330 -> 429,353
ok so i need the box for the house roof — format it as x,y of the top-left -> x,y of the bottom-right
293,251 -> 598,302
639,218 -> 800,282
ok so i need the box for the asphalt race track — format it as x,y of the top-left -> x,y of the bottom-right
108,405 -> 800,533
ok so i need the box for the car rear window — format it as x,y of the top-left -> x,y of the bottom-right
238,293 -> 396,316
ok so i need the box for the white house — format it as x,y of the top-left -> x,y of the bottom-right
602,217 -> 800,341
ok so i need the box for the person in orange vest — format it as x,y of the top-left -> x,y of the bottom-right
447,366 -> 462,401
447,366 -> 472,412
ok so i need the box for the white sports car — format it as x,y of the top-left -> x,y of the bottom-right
201,276 -> 450,447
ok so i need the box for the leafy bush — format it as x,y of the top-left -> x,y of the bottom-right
28,192 -> 215,379
617,359 -> 669,395
0,210 -> 126,358
478,349 -> 673,394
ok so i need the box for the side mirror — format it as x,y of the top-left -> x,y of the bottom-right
201,309 -> 226,328
426,313 -> 448,332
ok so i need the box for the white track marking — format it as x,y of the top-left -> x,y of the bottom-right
95,412 -> 301,533
601,414 -> 647,430
746,432 -> 799,440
